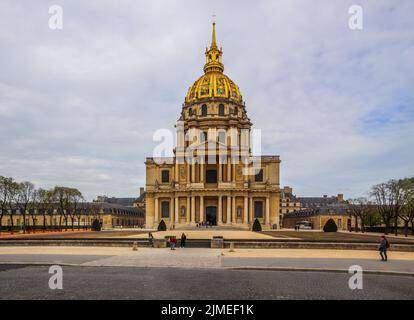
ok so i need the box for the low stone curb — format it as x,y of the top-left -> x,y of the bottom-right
227,266 -> 414,277
0,239 -> 413,252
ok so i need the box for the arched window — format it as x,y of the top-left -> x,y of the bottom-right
218,104 -> 225,116
188,108 -> 193,117
201,104 -> 207,116
234,107 -> 238,115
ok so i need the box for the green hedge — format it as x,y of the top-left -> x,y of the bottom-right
323,219 -> 338,232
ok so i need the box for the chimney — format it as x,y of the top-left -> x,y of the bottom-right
140,187 -> 144,195
337,193 -> 344,202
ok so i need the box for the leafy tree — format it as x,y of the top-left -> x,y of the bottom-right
252,218 -> 262,232
323,218 -> 338,232
398,178 -> 414,236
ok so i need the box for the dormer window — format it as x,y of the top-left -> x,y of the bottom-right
219,104 -> 225,116
161,170 -> 170,183
201,104 -> 208,116
255,169 -> 264,182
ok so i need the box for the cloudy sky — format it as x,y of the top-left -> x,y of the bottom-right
0,0 -> 413,200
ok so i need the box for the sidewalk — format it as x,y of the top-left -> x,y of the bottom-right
0,246 -> 413,274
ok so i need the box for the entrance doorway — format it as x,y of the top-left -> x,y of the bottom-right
205,206 -> 217,226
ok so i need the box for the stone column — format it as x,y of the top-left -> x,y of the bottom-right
186,197 -> 190,223
171,197 -> 175,223
187,164 -> 190,184
191,196 -> 196,223
232,196 -> 236,223
154,197 -> 159,224
226,196 -> 231,224
200,162 -> 204,183
191,163 -> 196,183
217,156 -> 223,183
265,197 -> 270,225
232,162 -> 236,182
227,157 -> 231,182
243,196 -> 248,224
249,197 -> 253,222
218,195 -> 222,224
175,196 -> 179,223
200,195 -> 204,222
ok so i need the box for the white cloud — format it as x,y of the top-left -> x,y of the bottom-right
0,0 -> 413,200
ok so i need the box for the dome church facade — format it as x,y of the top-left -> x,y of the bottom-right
145,21 -> 281,229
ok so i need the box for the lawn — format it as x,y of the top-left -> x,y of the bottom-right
262,231 -> 414,244
0,230 -> 150,239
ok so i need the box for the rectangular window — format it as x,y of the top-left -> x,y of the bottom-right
206,170 -> 217,183
254,201 -> 263,218
255,169 -> 264,182
161,201 -> 170,218
161,170 -> 170,183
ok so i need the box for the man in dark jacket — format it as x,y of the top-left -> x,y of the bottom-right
379,235 -> 389,261
180,233 -> 187,248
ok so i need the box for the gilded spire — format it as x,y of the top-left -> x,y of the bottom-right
211,15 -> 217,49
204,17 -> 224,74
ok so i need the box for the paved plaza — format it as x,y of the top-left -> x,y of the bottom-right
1,265 -> 414,300
1,246 -> 413,299
1,246 -> 414,273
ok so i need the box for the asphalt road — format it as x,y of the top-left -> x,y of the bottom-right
1,265 -> 413,300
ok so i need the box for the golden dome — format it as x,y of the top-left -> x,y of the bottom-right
185,20 -> 243,104
186,72 -> 242,103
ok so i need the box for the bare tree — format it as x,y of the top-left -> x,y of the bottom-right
0,176 -> 11,234
53,186 -> 71,229
348,197 -> 372,233
67,188 -> 83,230
5,178 -> 20,232
16,181 -> 35,233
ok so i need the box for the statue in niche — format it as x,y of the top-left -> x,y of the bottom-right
237,207 -> 242,218
180,166 -> 186,180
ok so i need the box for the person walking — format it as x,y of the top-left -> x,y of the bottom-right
180,233 -> 187,248
379,235 -> 390,261
170,236 -> 177,250
148,232 -> 154,247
